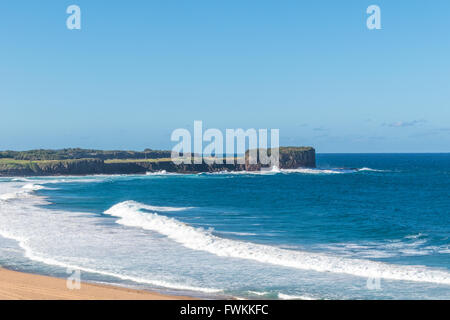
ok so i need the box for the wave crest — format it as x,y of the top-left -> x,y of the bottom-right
104,201 -> 450,285
0,183 -> 48,202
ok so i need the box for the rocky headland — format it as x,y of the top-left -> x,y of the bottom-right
0,147 -> 315,176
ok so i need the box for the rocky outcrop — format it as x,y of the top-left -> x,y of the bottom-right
245,147 -> 315,171
278,147 -> 316,168
0,159 -> 106,176
0,147 -> 316,176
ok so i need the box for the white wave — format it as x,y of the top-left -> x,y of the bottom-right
201,166 -> 359,175
201,166 -> 281,176
33,177 -> 107,184
129,201 -> 192,212
0,230 -> 220,294
262,166 -> 281,174
405,233 -> 426,240
203,167 -> 340,175
216,231 -> 257,236
201,170 -> 266,176
280,168 -> 355,174
12,176 -> 126,186
0,183 -> 48,202
357,167 -> 385,172
146,170 -> 167,175
0,185 -> 215,294
248,290 -> 269,296
316,243 -> 372,258
420,245 -> 450,255
0,182 -> 216,294
104,201 -> 450,286
145,171 -> 192,176
316,237 -> 443,259
282,167 -> 386,174
22,183 -> 47,191
0,192 -> 21,201
278,293 -> 316,300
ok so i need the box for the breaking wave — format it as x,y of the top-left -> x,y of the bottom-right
0,183 -> 49,202
314,234 -> 449,259
358,167 -> 386,172
104,201 -> 450,285
200,167 -> 385,175
281,168 -> 355,174
0,183 -> 218,294
0,230 -> 220,294
145,170 -> 187,176
278,293 -> 316,300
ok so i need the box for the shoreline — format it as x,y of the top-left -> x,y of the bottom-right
0,147 -> 317,177
0,268 -> 195,300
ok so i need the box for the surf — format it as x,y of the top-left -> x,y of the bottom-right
104,200 -> 450,286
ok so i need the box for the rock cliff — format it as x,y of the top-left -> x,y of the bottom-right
0,147 -> 315,176
245,147 -> 315,171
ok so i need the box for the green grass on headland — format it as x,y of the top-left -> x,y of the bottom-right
0,148 -> 172,161
0,158 -> 98,170
104,158 -> 173,164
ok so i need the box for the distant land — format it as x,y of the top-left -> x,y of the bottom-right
0,147 -> 315,176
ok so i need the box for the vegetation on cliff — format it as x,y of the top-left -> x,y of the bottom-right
0,148 -> 171,161
0,147 -> 315,176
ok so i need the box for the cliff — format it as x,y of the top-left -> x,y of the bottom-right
0,148 -> 172,161
0,147 -> 315,176
0,159 -> 106,176
245,147 -> 315,171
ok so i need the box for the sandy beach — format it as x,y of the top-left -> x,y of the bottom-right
0,268 -> 192,300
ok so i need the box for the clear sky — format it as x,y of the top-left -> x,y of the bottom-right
1,0 -> 449,152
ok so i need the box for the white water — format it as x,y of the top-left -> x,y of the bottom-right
201,166 -> 382,175
104,201 -> 450,285
0,181 -> 220,294
0,177 -> 449,299
278,293 -> 316,300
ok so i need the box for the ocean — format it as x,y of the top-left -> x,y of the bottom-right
0,154 -> 449,299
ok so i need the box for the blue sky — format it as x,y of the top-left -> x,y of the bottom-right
1,0 -> 449,152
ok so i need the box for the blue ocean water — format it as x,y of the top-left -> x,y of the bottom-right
0,154 -> 449,299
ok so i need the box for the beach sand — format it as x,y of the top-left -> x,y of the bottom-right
0,268 -> 192,300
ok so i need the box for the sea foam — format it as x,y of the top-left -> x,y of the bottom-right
0,182 -> 219,294
104,200 -> 450,286
278,293 -> 316,300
